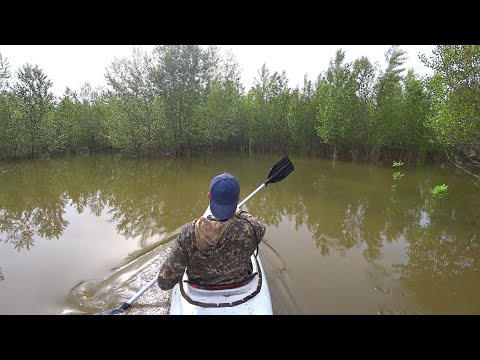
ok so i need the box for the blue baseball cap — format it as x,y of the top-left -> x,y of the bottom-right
209,173 -> 240,220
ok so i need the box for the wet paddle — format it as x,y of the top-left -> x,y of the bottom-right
98,156 -> 294,315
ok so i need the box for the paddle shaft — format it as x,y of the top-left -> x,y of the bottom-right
129,277 -> 158,304
237,165 -> 287,208
238,183 -> 265,208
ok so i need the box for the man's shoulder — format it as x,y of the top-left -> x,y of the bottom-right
235,211 -> 262,223
179,219 -> 197,235
235,210 -> 251,220
176,219 -> 197,250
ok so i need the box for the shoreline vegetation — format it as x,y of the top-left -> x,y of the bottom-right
0,45 -> 479,186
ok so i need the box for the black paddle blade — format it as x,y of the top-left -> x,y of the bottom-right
265,156 -> 294,185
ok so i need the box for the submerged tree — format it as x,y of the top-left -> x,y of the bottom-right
421,45 -> 480,187
372,45 -> 407,159
148,45 -> 221,156
0,53 -> 14,157
316,49 -> 359,160
2,44 -> 477,170
350,56 -> 377,159
287,75 -> 321,155
105,46 -> 159,155
0,53 -> 11,92
12,64 -> 54,158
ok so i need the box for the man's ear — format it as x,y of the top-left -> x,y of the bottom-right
207,192 -> 211,201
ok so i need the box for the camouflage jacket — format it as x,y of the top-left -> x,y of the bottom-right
157,210 -> 266,290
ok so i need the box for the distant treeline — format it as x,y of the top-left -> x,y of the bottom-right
0,45 -> 478,185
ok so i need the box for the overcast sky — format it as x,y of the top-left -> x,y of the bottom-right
0,45 -> 436,97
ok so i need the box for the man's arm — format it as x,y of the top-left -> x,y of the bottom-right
157,237 -> 188,290
237,211 -> 266,244
249,215 -> 266,243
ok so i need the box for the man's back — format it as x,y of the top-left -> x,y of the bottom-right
157,211 -> 265,289
158,172 -> 266,290
183,211 -> 266,285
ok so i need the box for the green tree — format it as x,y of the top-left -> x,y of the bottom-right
0,53 -> 11,91
0,53 -> 14,157
372,45 -> 407,159
401,69 -> 435,163
191,50 -> 243,153
244,64 -> 292,154
316,49 -> 359,159
421,45 -> 480,187
0,92 -> 17,158
287,75 -> 320,155
245,64 -> 270,154
49,85 -> 108,154
351,56 -> 377,159
105,47 -> 159,155
148,45 -> 220,156
12,64 -> 54,157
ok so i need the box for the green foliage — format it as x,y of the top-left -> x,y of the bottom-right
316,49 -> 361,157
245,64 -> 292,154
195,80 -> 242,150
0,44 -> 477,175
0,53 -> 11,91
350,56 -> 377,159
429,184 -> 448,198
393,171 -> 405,181
10,64 -> 54,157
287,76 -> 321,155
49,86 -> 108,154
0,92 -> 16,158
371,46 -> 407,154
422,45 -> 480,187
146,45 -> 221,155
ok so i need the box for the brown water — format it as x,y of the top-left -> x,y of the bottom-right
0,153 -> 479,314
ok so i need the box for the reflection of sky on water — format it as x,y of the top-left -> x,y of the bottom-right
419,210 -> 431,228
0,202 -> 140,314
1,154 -> 479,314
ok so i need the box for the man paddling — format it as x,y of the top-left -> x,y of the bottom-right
157,173 -> 266,290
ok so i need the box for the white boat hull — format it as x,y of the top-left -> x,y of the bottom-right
169,254 -> 273,315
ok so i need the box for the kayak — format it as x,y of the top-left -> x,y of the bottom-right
168,206 -> 273,315
96,156 -> 292,316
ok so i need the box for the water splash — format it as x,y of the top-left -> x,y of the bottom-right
62,237 -> 176,315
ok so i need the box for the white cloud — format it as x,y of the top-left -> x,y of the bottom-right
221,45 -> 436,90
0,45 -> 435,97
0,45 -> 156,97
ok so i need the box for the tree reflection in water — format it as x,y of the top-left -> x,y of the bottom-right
0,155 -> 209,256
1,154 -> 480,313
